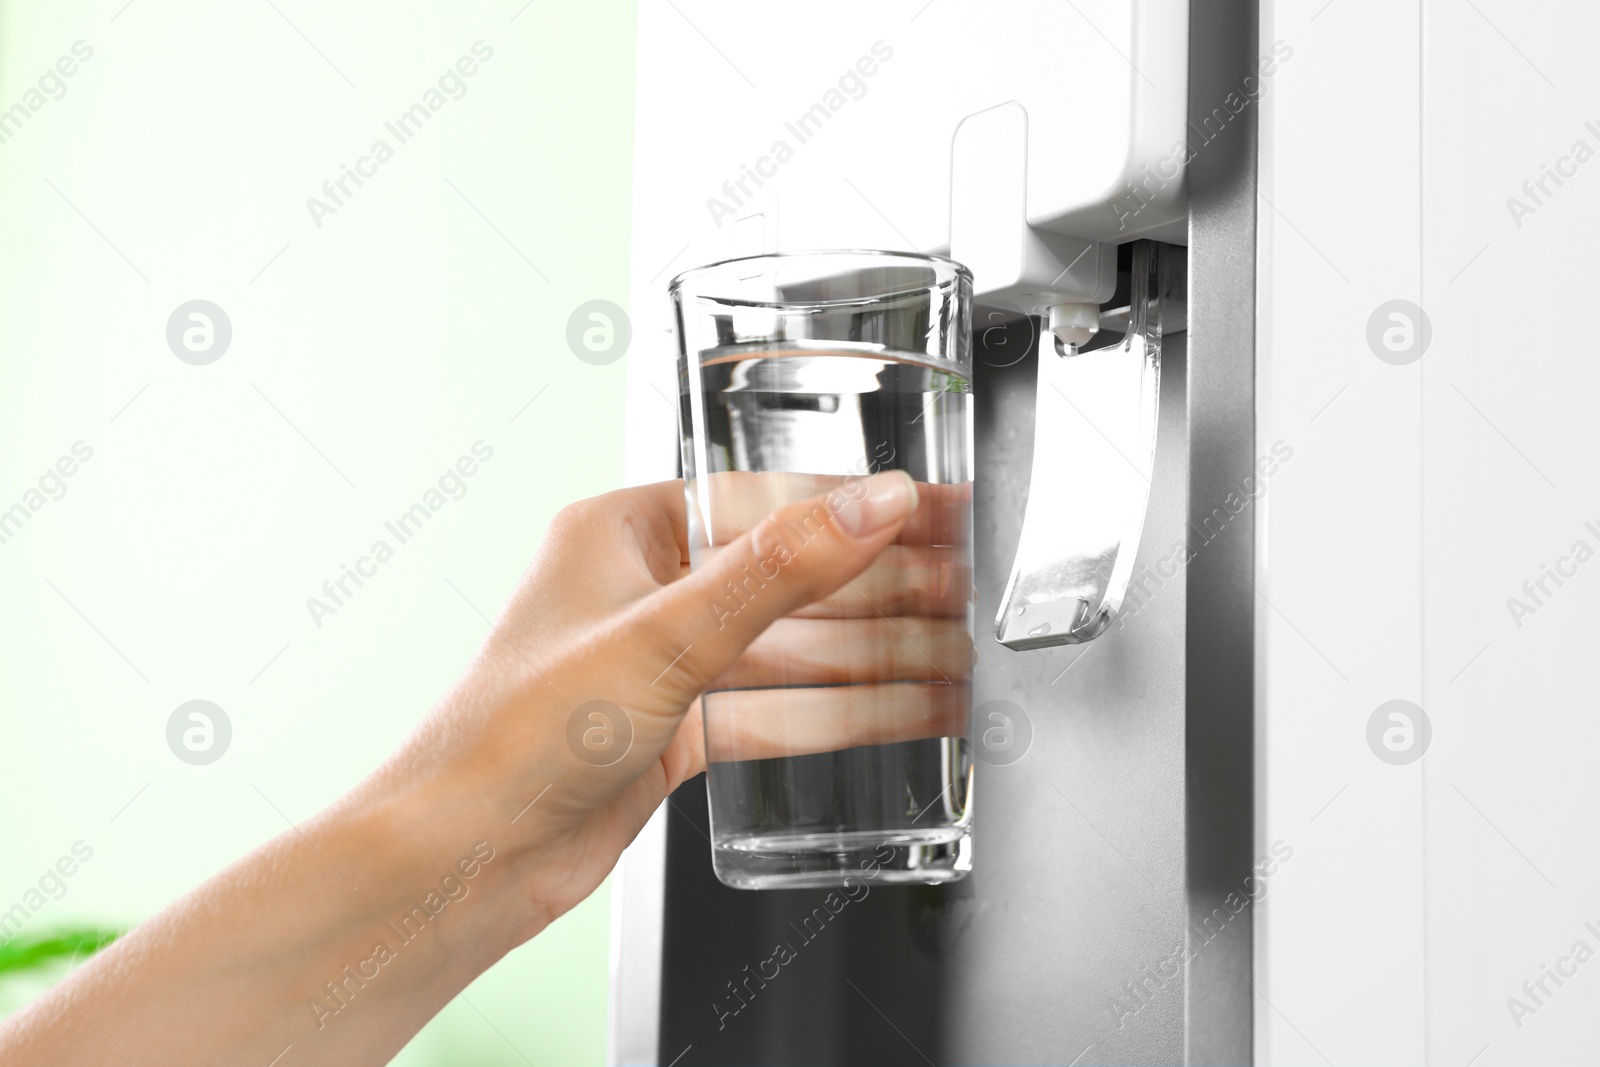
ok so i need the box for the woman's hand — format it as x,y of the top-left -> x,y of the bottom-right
682,471 -> 972,764
0,471 -> 923,1067
391,469 -> 929,937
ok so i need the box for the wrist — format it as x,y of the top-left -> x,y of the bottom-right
315,766 -> 538,981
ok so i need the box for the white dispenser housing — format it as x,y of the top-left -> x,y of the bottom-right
625,0 -> 1192,462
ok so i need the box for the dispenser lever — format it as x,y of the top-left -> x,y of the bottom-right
994,241 -> 1169,650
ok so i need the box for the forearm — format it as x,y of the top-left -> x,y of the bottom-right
0,475 -> 915,1064
0,776 -> 528,1066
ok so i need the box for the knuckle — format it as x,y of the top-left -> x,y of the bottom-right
550,497 -> 605,539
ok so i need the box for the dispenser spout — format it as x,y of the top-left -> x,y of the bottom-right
994,242 -> 1171,649
1046,302 -> 1101,351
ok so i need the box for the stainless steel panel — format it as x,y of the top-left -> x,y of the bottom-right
938,307 -> 1193,1066
1184,0 -> 1259,1062
652,289 -> 1205,1066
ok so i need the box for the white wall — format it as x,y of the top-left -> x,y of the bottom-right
1259,0 -> 1600,1063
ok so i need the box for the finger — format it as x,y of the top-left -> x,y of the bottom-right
526,480 -> 689,616
694,470 -> 969,547
788,544 -> 970,619
702,682 -> 970,763
628,470 -> 920,710
585,478 -> 691,580
655,698 -> 707,792
715,616 -> 972,688
693,542 -> 969,619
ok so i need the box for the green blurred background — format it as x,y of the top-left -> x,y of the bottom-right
0,1 -> 635,1062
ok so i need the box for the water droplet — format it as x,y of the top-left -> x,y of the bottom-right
1028,623 -> 1051,637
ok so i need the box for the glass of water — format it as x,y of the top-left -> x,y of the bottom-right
671,250 -> 974,890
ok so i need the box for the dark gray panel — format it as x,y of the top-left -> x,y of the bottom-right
657,775 -> 953,1066
1184,0 -> 1260,1063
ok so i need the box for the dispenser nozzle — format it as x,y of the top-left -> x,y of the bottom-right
1047,302 -> 1100,351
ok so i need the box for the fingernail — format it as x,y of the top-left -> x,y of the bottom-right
834,471 -> 918,539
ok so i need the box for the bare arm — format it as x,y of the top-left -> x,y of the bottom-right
0,472 -> 919,1065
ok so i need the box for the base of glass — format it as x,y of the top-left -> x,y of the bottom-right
711,827 -> 972,890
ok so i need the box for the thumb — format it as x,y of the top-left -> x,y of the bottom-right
632,470 -> 919,708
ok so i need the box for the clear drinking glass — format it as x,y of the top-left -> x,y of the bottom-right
671,250 -> 975,890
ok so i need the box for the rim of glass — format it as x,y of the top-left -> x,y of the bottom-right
668,249 -> 971,306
